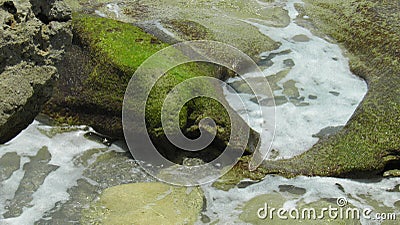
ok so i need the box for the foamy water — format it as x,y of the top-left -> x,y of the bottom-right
199,175 -> 400,224
1,122 -> 398,225
0,121 -> 153,224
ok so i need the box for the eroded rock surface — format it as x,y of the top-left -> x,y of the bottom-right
0,0 -> 72,143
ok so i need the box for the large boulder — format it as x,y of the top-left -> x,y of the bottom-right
44,14 -> 259,163
0,0 -> 72,143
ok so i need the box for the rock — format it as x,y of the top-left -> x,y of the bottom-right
237,180 -> 260,189
0,152 -> 20,182
162,19 -> 211,41
81,182 -> 204,225
388,184 -> 400,192
229,69 -> 290,95
80,151 -> 154,188
37,146 -> 156,223
292,34 -> 310,42
260,49 -> 292,62
292,101 -> 310,107
0,0 -> 72,143
44,15 -> 259,163
211,156 -> 268,191
329,91 -> 340,96
251,96 -> 288,107
283,58 -> 295,67
278,184 -> 306,195
36,178 -> 101,224
229,77 -> 275,94
383,169 -> 400,177
308,94 -> 318,100
282,79 -> 300,98
257,59 -> 274,67
84,132 -> 116,146
312,126 -> 344,139
30,0 -> 72,23
266,69 -> 291,91
0,63 -> 57,143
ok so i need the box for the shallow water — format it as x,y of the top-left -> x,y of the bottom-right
0,122 -> 398,224
0,121 -> 154,224
223,0 -> 367,159
200,175 -> 400,224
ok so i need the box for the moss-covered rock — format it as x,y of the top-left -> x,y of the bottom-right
81,182 -> 204,225
44,14 -> 258,163
212,157 -> 269,191
44,14 -> 166,136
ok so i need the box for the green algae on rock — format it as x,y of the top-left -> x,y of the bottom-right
81,182 -> 203,225
212,156 -> 269,191
44,14 -> 167,136
44,14 -> 259,163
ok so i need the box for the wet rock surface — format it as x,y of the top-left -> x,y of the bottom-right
0,0 -> 72,143
292,34 -> 310,42
312,126 -> 344,139
81,182 -> 204,225
0,152 -> 20,182
35,148 -> 155,224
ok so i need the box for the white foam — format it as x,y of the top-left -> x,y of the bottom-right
0,121 -> 106,224
106,3 -> 122,18
199,175 -> 400,225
